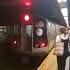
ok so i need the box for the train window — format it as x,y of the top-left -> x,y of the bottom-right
26,25 -> 32,37
47,21 -> 56,42
55,24 -> 60,35
0,26 -> 8,41
36,28 -> 43,36
13,25 -> 21,34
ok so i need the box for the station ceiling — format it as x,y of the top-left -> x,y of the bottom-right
33,0 -> 66,26
0,0 -> 67,26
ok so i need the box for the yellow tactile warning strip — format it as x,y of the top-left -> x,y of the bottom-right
37,41 -> 58,70
48,40 -> 55,51
37,49 -> 57,70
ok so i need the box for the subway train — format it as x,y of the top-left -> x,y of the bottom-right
0,11 -> 67,63
1,17 -> 65,56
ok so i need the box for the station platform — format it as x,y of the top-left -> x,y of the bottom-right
37,45 -> 70,70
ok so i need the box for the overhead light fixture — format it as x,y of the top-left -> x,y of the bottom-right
64,16 -> 68,21
65,20 -> 69,27
57,0 -> 67,3
61,8 -> 68,17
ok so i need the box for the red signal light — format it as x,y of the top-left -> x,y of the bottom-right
13,40 -> 17,44
20,12 -> 32,25
21,0 -> 32,8
24,14 -> 30,22
25,1 -> 31,6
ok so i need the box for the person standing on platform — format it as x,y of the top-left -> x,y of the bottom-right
55,27 -> 69,70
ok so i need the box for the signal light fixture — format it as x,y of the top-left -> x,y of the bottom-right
24,14 -> 30,22
20,0 -> 32,25
21,0 -> 32,8
20,12 -> 32,25
35,39 -> 47,48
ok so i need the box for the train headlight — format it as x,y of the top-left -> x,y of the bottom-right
36,39 -> 47,48
13,40 -> 17,44
36,28 -> 43,36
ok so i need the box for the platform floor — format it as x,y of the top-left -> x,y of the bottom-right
0,42 -> 69,70
65,56 -> 69,70
37,49 -> 70,70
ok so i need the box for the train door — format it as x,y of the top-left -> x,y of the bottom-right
33,18 -> 48,48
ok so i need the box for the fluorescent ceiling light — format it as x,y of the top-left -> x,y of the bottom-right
64,16 -> 68,21
57,0 -> 67,3
65,20 -> 68,23
65,20 -> 69,27
61,8 -> 68,17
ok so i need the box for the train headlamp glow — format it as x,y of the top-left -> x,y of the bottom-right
13,41 -> 17,44
36,28 -> 43,36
